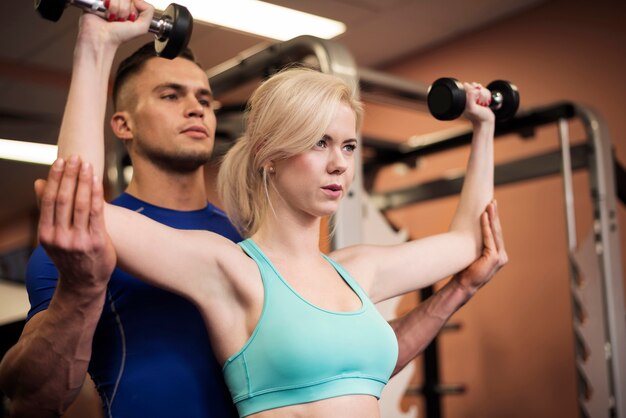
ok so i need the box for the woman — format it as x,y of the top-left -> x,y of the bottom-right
41,2 -> 496,417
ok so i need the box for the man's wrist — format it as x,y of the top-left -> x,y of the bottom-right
55,275 -> 109,309
423,277 -> 475,321
450,274 -> 478,303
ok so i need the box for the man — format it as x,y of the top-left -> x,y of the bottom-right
0,3 -> 507,417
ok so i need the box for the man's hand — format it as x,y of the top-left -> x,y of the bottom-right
454,200 -> 508,295
0,157 -> 116,417
37,156 -> 116,292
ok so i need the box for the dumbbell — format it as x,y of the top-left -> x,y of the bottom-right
34,0 -> 193,59
427,77 -> 520,121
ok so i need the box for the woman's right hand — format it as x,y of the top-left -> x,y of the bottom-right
77,0 -> 155,50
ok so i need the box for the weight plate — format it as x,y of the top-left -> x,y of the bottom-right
487,80 -> 520,121
35,0 -> 66,22
428,77 -> 466,121
155,3 -> 193,59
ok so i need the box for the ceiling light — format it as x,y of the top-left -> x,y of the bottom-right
150,0 -> 346,41
0,138 -> 56,165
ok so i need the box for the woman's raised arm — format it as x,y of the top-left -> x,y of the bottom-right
335,83 -> 495,303
56,0 -> 153,177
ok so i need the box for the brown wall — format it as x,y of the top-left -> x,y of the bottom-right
363,0 -> 626,417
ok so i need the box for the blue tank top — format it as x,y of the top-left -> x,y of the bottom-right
223,239 -> 399,417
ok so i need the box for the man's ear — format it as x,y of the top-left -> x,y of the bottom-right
111,111 -> 133,141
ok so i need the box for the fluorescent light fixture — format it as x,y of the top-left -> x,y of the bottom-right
0,138 -> 56,165
151,0 -> 346,41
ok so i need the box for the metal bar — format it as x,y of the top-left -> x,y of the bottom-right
358,67 -> 429,111
575,104 -> 626,417
572,230 -> 612,417
419,286 -> 443,418
207,35 -> 359,98
370,143 -> 590,211
616,159 -> 626,205
363,102 -> 577,172
557,118 -> 602,417
559,118 -> 577,250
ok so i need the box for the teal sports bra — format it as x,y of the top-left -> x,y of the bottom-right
223,239 -> 399,417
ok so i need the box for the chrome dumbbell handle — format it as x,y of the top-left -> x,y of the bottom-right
491,91 -> 503,111
66,0 -> 173,39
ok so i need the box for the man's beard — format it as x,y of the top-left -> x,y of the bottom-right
136,143 -> 213,174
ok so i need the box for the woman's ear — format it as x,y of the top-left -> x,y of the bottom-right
111,111 -> 133,141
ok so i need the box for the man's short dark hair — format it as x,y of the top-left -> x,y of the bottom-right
112,42 -> 201,110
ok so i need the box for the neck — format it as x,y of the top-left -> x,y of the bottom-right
125,161 -> 208,211
252,212 -> 322,261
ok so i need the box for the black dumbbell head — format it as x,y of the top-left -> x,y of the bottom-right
427,77 -> 467,121
486,80 -> 520,121
155,3 -> 193,59
35,0 -> 67,22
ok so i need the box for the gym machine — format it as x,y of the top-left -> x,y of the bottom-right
362,97 -> 626,418
358,54 -> 626,417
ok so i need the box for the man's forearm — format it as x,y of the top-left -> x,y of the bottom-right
0,279 -> 106,417
391,200 -> 506,376
390,278 -> 472,376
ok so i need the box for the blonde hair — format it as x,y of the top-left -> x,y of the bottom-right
218,67 -> 363,237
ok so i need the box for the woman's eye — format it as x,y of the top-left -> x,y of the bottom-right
344,143 -> 357,152
315,139 -> 328,148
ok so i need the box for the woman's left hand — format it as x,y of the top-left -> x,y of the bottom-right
462,82 -> 496,124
